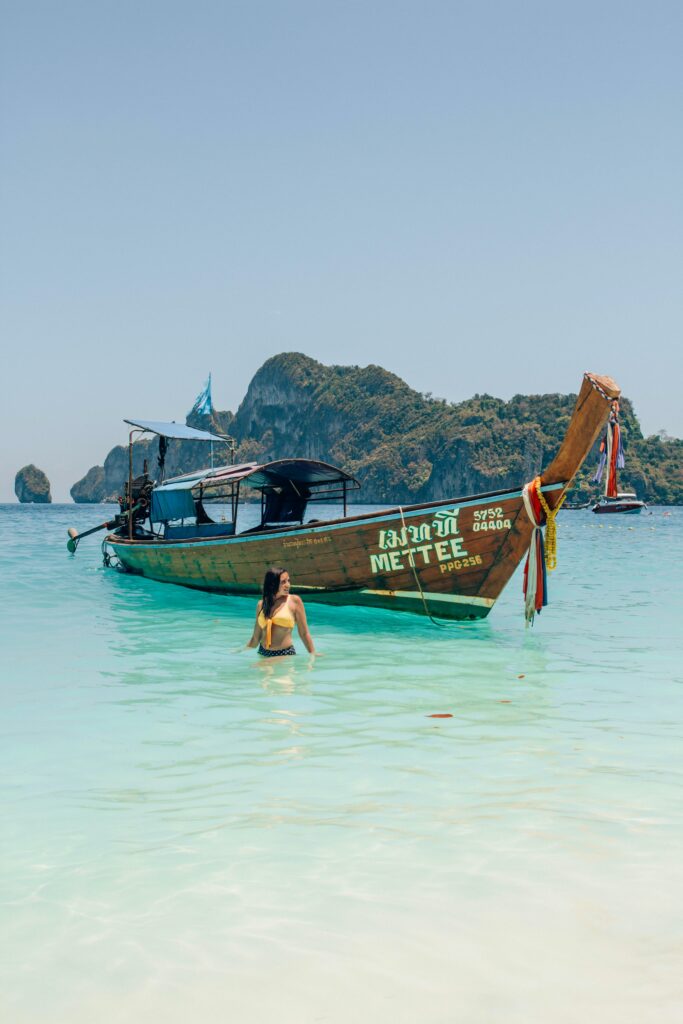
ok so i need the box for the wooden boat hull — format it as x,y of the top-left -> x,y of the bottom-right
105,372 -> 620,619
107,483 -> 565,619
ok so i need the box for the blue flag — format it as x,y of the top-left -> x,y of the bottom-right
188,374 -> 213,416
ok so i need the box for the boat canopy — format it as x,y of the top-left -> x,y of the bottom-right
162,462 -> 259,487
124,418 -> 227,442
152,459 -> 360,527
162,459 -> 358,491
149,462 -> 259,523
238,459 -> 358,490
235,460 -> 360,526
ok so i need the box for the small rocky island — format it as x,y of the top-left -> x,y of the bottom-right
15,465 -> 52,503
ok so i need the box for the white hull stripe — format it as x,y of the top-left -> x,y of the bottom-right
294,585 -> 494,608
360,589 -> 494,607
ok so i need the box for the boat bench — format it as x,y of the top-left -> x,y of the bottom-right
164,522 -> 235,540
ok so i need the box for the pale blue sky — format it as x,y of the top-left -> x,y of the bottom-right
2,0 -> 681,500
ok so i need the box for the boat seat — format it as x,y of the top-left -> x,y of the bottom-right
164,522 -> 235,540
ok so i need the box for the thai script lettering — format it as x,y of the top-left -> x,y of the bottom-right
432,509 -> 461,538
282,535 -> 331,549
378,509 -> 461,550
378,521 -> 432,549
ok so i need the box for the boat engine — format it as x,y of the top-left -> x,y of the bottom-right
119,470 -> 155,533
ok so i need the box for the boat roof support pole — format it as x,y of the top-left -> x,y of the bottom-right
127,428 -> 145,540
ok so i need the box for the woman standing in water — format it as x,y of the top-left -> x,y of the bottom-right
247,567 -> 317,658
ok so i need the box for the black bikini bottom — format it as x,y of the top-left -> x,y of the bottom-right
258,644 -> 296,658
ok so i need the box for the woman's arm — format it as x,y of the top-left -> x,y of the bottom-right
246,600 -> 264,649
293,596 -> 316,654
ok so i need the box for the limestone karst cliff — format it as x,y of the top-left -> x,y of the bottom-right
71,353 -> 682,504
15,465 -> 52,503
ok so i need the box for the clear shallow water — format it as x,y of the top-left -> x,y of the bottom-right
2,503 -> 682,1024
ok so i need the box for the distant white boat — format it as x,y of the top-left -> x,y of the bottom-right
592,492 -> 647,515
591,400 -> 646,514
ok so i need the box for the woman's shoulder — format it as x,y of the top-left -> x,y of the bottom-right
289,594 -> 304,610
256,599 -> 263,613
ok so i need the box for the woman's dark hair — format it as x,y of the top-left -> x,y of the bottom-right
262,566 -> 286,619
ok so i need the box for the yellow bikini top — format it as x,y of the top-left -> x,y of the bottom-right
258,601 -> 295,649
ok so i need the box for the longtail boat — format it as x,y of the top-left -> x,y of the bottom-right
67,373 -> 619,622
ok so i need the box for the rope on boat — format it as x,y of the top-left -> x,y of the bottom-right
101,539 -> 123,570
398,506 -> 453,629
583,372 -> 612,402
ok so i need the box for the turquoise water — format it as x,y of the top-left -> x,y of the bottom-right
2,503 -> 682,1023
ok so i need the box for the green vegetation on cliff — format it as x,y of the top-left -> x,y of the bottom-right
230,354 -> 682,504
15,464 -> 52,503
71,353 -> 683,504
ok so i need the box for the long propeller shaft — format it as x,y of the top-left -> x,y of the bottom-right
66,503 -> 142,553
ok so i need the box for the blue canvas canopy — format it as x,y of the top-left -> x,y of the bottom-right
150,478 -> 198,523
124,418 -> 226,442
150,464 -> 259,523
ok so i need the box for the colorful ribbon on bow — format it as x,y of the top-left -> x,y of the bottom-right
522,476 -> 548,625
